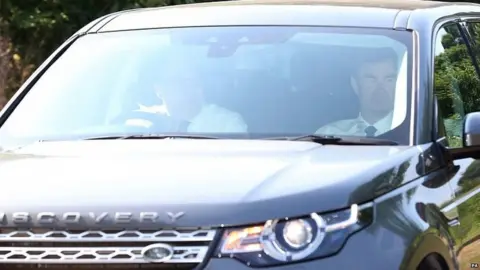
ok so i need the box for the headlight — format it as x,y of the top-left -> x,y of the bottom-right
215,203 -> 373,267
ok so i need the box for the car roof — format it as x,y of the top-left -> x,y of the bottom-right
93,0 -> 480,32
154,0 -> 447,10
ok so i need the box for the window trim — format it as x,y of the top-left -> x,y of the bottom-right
429,18 -> 461,145
458,20 -> 480,78
431,18 -> 461,146
410,29 -> 420,146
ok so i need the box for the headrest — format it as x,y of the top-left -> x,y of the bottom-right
288,46 -> 360,117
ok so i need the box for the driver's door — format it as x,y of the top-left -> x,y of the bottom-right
434,20 -> 480,269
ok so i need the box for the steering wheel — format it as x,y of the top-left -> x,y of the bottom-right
71,111 -> 185,136
111,110 -> 184,131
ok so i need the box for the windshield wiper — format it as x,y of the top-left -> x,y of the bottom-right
263,134 -> 399,145
81,134 -> 220,140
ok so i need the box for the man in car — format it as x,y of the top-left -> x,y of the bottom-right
152,60 -> 248,133
315,47 -> 399,137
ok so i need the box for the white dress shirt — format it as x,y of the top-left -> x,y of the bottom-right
187,104 -> 247,133
315,112 -> 393,136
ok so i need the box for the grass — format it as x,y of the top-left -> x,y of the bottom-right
458,239 -> 480,270
451,191 -> 480,269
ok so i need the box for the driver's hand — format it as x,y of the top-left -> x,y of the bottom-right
134,103 -> 169,115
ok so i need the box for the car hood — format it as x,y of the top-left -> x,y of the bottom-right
0,139 -> 423,228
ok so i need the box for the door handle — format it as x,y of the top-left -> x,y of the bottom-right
448,218 -> 460,227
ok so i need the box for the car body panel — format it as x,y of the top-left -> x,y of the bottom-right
439,157 -> 480,270
0,140 -> 421,228
99,5 -> 403,32
417,12 -> 480,270
205,176 -> 457,270
1,0 -> 480,269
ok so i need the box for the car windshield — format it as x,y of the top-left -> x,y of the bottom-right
0,26 -> 412,149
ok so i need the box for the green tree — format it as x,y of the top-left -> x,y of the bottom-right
0,0 -> 198,99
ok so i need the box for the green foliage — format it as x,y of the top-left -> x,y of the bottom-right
0,0 -> 201,98
435,24 -> 480,149
436,43 -> 480,117
3,1 -> 142,63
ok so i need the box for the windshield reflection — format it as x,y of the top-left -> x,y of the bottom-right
0,26 -> 413,150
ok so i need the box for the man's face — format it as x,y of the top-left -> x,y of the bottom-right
351,59 -> 397,114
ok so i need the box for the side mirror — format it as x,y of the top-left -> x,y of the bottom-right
464,112 -> 480,147
449,112 -> 480,160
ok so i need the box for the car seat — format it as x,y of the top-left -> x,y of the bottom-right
287,45 -> 360,133
232,69 -> 293,134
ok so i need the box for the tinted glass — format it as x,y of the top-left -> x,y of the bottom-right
0,26 -> 412,149
434,24 -> 469,147
434,23 -> 480,147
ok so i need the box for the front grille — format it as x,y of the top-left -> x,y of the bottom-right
0,228 -> 217,269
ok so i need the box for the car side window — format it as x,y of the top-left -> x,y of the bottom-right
433,23 -> 479,148
462,20 -> 480,110
464,21 -> 480,62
